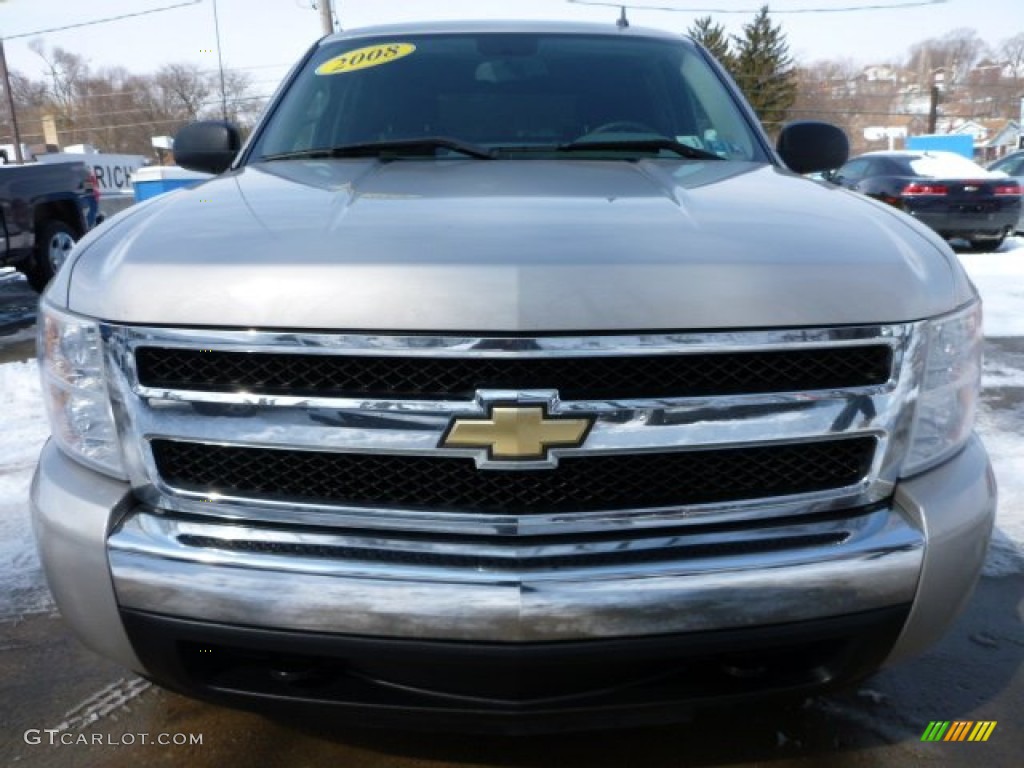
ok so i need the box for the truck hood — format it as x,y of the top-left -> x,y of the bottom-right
66,159 -> 972,330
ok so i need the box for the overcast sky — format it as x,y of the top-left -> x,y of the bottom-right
1,0 -> 1021,103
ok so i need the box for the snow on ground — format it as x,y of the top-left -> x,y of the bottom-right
0,238 -> 1022,618
0,325 -> 38,346
976,403 -> 1024,576
0,360 -> 53,618
961,236 -> 1024,575
958,235 -> 1024,337
982,360 -> 1024,389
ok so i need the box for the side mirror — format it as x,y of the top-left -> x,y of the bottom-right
776,121 -> 849,175
174,121 -> 241,175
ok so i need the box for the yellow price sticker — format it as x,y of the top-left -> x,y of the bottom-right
315,43 -> 416,75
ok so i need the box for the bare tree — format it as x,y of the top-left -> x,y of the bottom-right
154,63 -> 212,121
1000,33 -> 1024,80
907,28 -> 989,84
8,70 -> 48,108
944,28 -> 989,82
219,69 -> 263,127
153,64 -> 262,127
28,40 -> 90,129
10,44 -> 262,156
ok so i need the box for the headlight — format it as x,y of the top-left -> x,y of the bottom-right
903,300 -> 982,477
38,301 -> 126,479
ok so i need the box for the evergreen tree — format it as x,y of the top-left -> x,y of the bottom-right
730,6 -> 797,132
688,16 -> 733,69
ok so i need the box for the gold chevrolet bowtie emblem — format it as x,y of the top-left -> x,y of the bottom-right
442,406 -> 591,460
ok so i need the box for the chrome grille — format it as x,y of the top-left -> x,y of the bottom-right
104,324 -> 918,536
135,345 -> 893,400
151,437 -> 876,515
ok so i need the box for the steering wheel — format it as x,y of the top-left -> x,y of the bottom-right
577,121 -> 660,139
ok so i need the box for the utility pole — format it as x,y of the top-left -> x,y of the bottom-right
927,68 -> 945,135
0,38 -> 24,163
319,0 -> 334,36
927,84 -> 939,134
1019,98 -> 1024,150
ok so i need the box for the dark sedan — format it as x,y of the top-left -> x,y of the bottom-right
829,150 -> 1021,251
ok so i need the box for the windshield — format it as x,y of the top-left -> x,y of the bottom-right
250,32 -> 763,162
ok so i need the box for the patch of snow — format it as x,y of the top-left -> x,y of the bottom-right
982,361 -> 1024,389
0,360 -> 53,618
856,688 -> 888,704
968,631 -> 999,648
775,731 -> 801,748
958,236 -> 1024,338
975,400 -> 1024,577
954,239 -> 1024,576
0,325 -> 37,346
49,677 -> 152,732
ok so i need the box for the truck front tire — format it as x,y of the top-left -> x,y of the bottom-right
25,220 -> 77,292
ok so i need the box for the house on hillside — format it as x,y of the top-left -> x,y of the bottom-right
862,65 -> 899,83
928,118 -> 1022,162
977,119 -> 1021,162
947,119 -> 989,143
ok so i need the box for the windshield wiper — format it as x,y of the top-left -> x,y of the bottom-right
553,138 -> 724,161
261,137 -> 495,162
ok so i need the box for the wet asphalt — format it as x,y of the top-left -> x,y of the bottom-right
0,268 -> 1020,767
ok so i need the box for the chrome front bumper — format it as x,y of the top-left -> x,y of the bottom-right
107,502 -> 923,642
33,435 -> 994,668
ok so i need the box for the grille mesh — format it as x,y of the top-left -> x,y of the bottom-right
135,345 -> 893,400
151,437 -> 875,514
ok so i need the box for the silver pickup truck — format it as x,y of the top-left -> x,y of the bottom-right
32,21 -> 995,731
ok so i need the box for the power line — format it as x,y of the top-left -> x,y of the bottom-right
0,93 -> 271,140
3,101 -> 1016,146
19,93 -> 272,123
567,0 -> 948,13
1,1 -> 204,41
67,76 -> 283,104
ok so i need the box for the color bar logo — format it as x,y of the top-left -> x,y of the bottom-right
921,721 -> 997,742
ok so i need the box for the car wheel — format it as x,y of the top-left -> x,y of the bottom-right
969,235 -> 1006,252
25,220 -> 77,292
